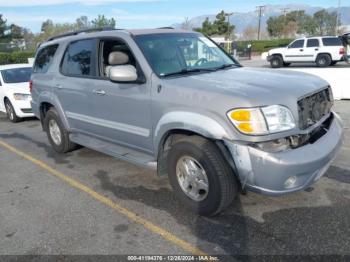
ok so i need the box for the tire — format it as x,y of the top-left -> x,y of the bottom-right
5,99 -> 21,123
316,54 -> 332,67
283,62 -> 291,67
167,136 -> 238,216
330,61 -> 337,66
270,56 -> 283,68
44,107 -> 76,153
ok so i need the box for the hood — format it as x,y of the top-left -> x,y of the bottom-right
268,47 -> 286,55
4,82 -> 31,95
163,67 -> 329,117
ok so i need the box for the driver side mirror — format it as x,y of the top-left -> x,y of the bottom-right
109,65 -> 138,83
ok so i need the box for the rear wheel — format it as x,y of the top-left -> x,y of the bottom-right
316,54 -> 332,67
44,108 -> 76,153
5,100 -> 21,123
270,56 -> 283,68
167,136 -> 238,216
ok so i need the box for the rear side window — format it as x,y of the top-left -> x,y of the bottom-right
307,39 -> 319,48
61,39 -> 96,77
289,40 -> 304,48
33,44 -> 58,74
322,37 -> 342,46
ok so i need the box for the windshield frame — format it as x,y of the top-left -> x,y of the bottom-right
1,67 -> 33,84
133,32 -> 241,78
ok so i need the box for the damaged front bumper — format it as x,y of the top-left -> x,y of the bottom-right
225,113 -> 343,196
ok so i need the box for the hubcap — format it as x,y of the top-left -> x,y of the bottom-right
49,119 -> 62,145
176,156 -> 209,202
319,58 -> 326,65
6,103 -> 14,120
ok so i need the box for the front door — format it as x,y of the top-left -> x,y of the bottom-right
88,38 -> 153,153
284,39 -> 306,62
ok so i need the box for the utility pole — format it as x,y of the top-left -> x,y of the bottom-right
335,0 -> 341,35
281,8 -> 289,17
256,5 -> 266,40
225,12 -> 234,40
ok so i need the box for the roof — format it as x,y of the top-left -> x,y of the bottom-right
0,64 -> 32,70
40,28 -> 198,47
127,28 -> 196,35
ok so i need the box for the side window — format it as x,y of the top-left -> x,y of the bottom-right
61,39 -> 96,77
322,37 -> 343,46
33,44 -> 59,74
289,40 -> 304,49
307,39 -> 319,48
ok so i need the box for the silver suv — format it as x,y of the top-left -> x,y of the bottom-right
31,28 -> 343,216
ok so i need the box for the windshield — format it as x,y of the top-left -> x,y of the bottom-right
134,33 -> 238,77
1,67 -> 32,84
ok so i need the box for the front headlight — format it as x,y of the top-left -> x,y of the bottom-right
227,105 -> 295,135
13,93 -> 31,101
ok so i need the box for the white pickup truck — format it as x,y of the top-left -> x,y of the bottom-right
267,36 -> 345,68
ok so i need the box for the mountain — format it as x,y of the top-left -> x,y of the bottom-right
173,4 -> 350,34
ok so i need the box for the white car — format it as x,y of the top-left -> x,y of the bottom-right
267,36 -> 345,68
0,64 -> 34,122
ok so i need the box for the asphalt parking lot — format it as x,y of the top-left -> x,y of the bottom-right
0,100 -> 349,258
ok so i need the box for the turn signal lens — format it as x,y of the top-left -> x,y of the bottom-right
230,110 -> 251,122
227,108 -> 268,135
237,123 -> 253,133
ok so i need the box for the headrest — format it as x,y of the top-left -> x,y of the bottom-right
108,51 -> 129,65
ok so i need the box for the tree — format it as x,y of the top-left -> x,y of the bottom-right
0,14 -> 8,37
91,15 -> 116,28
10,24 -> 23,39
76,16 -> 90,29
267,16 -> 284,37
242,26 -> 258,40
194,11 -> 235,38
41,19 -> 54,33
181,17 -> 192,30
313,10 -> 339,35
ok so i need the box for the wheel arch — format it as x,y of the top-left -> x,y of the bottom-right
156,128 -> 240,185
317,52 -> 332,60
37,96 -> 70,131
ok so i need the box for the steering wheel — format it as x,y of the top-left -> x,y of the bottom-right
194,58 -> 209,67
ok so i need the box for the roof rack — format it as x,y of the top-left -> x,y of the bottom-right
157,27 -> 175,29
46,27 -> 118,42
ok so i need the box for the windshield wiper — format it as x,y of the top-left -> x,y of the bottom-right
161,68 -> 214,77
213,64 -> 237,71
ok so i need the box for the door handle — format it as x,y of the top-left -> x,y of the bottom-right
315,48 -> 319,51
55,84 -> 63,89
93,89 -> 106,96
300,49 -> 304,52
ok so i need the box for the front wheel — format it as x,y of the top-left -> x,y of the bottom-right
270,56 -> 283,68
167,136 -> 238,216
5,100 -> 21,123
44,108 -> 76,153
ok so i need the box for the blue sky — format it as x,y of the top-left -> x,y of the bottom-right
0,0 -> 347,33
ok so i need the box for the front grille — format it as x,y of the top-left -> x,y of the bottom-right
298,87 -> 333,130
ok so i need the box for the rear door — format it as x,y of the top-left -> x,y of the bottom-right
304,38 -> 320,62
284,39 -> 305,62
55,38 -> 98,134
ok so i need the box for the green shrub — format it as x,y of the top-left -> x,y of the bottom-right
236,39 -> 293,53
0,51 -> 35,65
